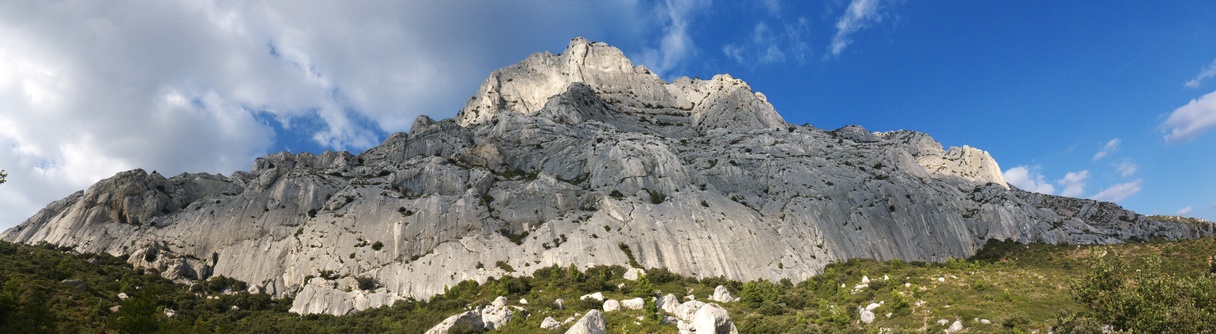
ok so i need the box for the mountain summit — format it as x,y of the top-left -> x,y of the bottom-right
4,37 -> 1210,315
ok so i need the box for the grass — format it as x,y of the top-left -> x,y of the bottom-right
3,237 -> 1216,333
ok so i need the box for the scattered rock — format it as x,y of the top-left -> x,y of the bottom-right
621,297 -> 645,310
520,298 -> 528,305
603,299 -> 621,312
565,309 -> 606,334
937,319 -> 949,326
623,267 -> 645,281
118,292 -> 129,301
859,307 -> 876,324
692,303 -> 738,334
947,320 -> 964,333
541,316 -> 562,330
164,308 -> 176,317
658,294 -> 680,314
580,292 -> 604,302
425,311 -> 483,334
980,318 -> 992,325
711,285 -> 736,302
555,298 -> 564,310
481,300 -> 513,330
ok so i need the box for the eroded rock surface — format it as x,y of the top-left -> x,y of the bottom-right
4,37 -> 1213,315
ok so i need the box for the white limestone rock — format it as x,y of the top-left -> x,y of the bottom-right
658,294 -> 680,314
621,297 -> 645,310
859,307 -> 876,324
565,309 -> 606,334
425,311 -> 483,334
603,299 -> 621,312
710,285 -> 736,303
692,303 -> 738,334
947,320 -> 964,333
481,297 -> 513,330
580,292 -> 604,302
541,316 -> 562,330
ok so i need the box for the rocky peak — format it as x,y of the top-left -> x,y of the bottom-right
455,37 -> 784,135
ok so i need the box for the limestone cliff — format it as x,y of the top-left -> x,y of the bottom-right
4,37 -> 1211,315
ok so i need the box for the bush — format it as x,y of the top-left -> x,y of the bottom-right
1070,250 -> 1216,333
355,276 -> 378,290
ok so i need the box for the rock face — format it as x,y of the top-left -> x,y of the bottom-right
3,37 -> 1214,315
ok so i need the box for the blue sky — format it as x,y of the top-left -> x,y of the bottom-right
1,1 -> 1214,229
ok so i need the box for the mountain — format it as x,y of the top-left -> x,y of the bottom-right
3,37 -> 1211,316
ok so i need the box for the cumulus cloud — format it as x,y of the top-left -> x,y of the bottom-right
1003,166 -> 1055,195
1092,138 -> 1120,160
830,0 -> 887,56
1091,180 -> 1143,202
1162,90 -> 1216,143
1114,160 -> 1138,177
1057,170 -> 1090,198
1177,206 -> 1194,216
0,1 -> 666,229
1185,58 -> 1216,88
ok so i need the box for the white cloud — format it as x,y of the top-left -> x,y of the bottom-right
1162,90 -> 1216,143
1177,206 -> 1194,216
1092,138 -> 1120,160
1185,58 -> 1216,88
1091,179 -> 1143,202
637,0 -> 711,78
830,0 -> 887,56
1057,170 -> 1090,198
722,16 -> 811,66
1003,166 -> 1055,195
0,1 -> 666,229
1114,160 -> 1138,177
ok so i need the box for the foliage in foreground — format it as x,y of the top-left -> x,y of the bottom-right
2,237 -> 1215,333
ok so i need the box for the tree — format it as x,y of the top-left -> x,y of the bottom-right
0,169 -> 6,185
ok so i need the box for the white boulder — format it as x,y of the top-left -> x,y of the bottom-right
603,299 -> 621,312
565,309 -> 606,334
692,303 -> 738,334
710,285 -> 736,302
425,311 -> 483,334
621,297 -> 645,310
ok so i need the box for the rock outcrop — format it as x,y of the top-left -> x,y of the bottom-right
4,37 -> 1213,315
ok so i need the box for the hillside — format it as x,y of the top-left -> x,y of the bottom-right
3,37 -> 1213,316
4,238 -> 1214,333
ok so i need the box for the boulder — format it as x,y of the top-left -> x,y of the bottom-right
580,292 -> 604,302
658,294 -> 680,314
710,285 -> 735,303
541,316 -> 562,330
424,311 -> 483,334
692,303 -> 738,334
947,320 -> 964,333
621,297 -> 645,310
859,307 -> 875,324
481,302 -> 512,330
603,299 -> 621,312
565,309 -> 606,334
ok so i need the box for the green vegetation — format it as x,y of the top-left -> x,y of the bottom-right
0,169 -> 7,185
3,238 -> 1216,333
